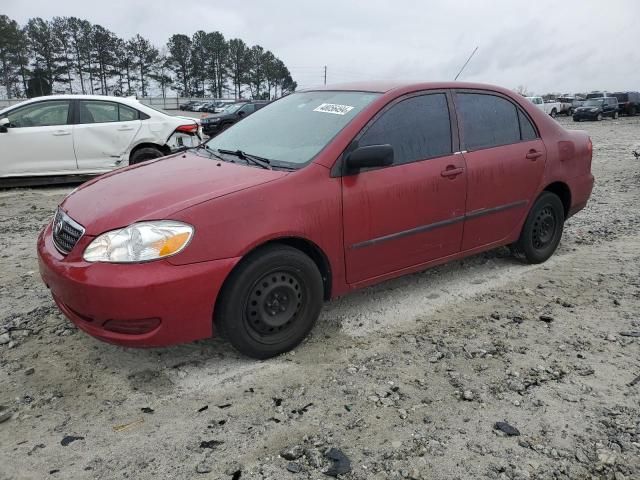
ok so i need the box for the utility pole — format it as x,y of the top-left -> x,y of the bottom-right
324,65 -> 327,85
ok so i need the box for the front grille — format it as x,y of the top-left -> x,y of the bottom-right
52,209 -> 85,255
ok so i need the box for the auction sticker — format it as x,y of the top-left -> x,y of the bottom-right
313,103 -> 355,115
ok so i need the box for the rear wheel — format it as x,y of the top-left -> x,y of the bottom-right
130,147 -> 164,165
511,192 -> 565,264
613,111 -> 619,119
216,245 -> 323,359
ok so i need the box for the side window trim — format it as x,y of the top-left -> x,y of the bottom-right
331,90 -> 458,177
453,89 -> 540,152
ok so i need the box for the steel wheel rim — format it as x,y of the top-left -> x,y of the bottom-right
244,269 -> 304,344
532,206 -> 557,249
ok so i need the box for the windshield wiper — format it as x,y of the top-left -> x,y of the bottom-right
218,149 -> 272,170
191,144 -> 231,162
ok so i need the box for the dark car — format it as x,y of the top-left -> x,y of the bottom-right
573,97 -> 619,121
612,92 -> 640,116
201,101 -> 269,136
179,101 -> 199,111
37,82 -> 594,359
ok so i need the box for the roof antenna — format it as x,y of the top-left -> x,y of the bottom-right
454,46 -> 479,81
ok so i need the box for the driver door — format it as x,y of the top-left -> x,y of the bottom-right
0,100 -> 76,177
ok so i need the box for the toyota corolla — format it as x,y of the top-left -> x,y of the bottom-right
37,82 -> 594,359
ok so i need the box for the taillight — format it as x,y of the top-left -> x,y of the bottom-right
103,318 -> 161,335
175,124 -> 198,134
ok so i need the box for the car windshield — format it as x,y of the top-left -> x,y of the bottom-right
206,91 -> 380,167
584,99 -> 604,106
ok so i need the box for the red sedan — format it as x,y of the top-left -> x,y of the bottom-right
38,82 -> 594,358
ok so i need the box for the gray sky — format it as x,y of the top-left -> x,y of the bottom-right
4,0 -> 640,94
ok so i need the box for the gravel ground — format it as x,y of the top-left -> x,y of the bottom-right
1,116 -> 639,480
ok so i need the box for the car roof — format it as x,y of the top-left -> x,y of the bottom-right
1,94 -> 145,109
299,81 -> 523,96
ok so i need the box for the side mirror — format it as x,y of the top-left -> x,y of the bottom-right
345,144 -> 394,172
237,110 -> 246,117
0,117 -> 9,133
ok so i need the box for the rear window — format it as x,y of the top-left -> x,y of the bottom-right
455,93 -> 521,151
613,93 -> 628,102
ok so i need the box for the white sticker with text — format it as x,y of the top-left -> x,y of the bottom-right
313,103 -> 355,115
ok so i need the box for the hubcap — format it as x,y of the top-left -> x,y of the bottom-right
245,270 -> 303,338
532,206 -> 556,249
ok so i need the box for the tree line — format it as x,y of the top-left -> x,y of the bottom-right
0,15 -> 297,101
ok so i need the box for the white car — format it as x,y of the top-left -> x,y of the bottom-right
0,95 -> 202,182
526,96 -> 561,118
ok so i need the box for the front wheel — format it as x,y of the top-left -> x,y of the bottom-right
511,192 -> 565,264
550,109 -> 557,118
215,245 -> 324,359
613,111 -> 619,119
596,113 -> 603,121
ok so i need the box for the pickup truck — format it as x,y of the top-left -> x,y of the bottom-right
526,96 -> 561,117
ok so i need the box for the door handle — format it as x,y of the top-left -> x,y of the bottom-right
52,130 -> 71,136
526,150 -> 543,160
117,127 -> 134,131
441,166 -> 464,178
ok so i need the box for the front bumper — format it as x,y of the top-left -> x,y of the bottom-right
573,111 -> 600,120
37,221 -> 239,347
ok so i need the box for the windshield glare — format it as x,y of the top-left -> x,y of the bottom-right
205,91 -> 380,166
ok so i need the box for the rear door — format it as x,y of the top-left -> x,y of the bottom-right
0,100 -> 76,177
453,91 -> 546,251
73,100 -> 142,172
342,92 -> 467,284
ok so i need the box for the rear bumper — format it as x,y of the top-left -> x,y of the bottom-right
37,222 -> 239,347
568,173 -> 594,218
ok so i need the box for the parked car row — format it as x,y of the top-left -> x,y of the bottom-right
180,100 -> 235,113
527,90 -> 640,122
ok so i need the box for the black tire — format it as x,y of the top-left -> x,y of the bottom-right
130,147 -> 164,165
550,109 -> 557,118
596,113 -> 603,121
630,106 -> 637,116
511,192 -> 565,264
613,111 -> 619,120
215,245 -> 323,359
572,116 -> 579,122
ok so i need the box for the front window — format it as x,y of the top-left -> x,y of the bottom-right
6,101 -> 70,128
206,91 -> 380,167
584,99 -> 604,107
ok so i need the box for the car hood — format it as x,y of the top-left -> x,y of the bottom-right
576,105 -> 601,111
60,152 -> 287,235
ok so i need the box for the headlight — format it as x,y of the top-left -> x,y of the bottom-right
83,221 -> 193,263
